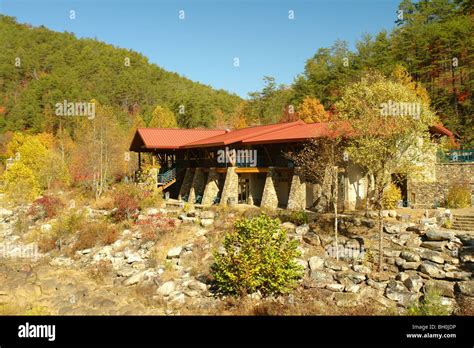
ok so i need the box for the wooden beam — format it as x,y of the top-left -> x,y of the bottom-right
235,167 -> 269,173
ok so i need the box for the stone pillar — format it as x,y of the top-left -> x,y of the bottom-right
220,167 -> 238,206
260,167 -> 279,209
188,168 -> 207,204
202,168 -> 220,206
179,168 -> 195,200
287,167 -> 306,210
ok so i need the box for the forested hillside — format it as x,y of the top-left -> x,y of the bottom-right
0,15 -> 242,134
245,0 -> 473,146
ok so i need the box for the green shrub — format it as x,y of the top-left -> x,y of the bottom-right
445,183 -> 471,208
407,289 -> 451,316
382,183 -> 402,209
289,210 -> 309,225
211,214 -> 303,296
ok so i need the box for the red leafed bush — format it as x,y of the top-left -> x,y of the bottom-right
112,186 -> 139,222
30,195 -> 65,219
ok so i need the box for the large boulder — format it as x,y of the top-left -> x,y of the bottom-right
167,246 -> 183,259
385,280 -> 419,306
425,230 -> 456,241
308,256 -> 325,271
419,261 -> 446,279
424,280 -> 455,298
456,281 -> 474,297
403,274 -> 424,293
157,281 -> 176,296
400,250 -> 421,262
419,249 -> 445,264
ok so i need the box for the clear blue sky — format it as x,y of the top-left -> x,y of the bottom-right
1,0 -> 400,98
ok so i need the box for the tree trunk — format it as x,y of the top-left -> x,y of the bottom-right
378,206 -> 383,272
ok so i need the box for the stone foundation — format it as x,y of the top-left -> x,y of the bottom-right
188,168 -> 207,204
220,167 -> 238,205
179,168 -> 195,199
288,167 -> 306,210
260,167 -> 279,209
201,168 -> 220,206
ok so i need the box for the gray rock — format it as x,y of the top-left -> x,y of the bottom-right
187,280 -> 207,292
303,231 -> 321,246
353,264 -> 371,274
400,250 -> 421,262
388,210 -> 397,218
384,224 -> 401,234
401,261 -> 421,270
419,261 -> 446,279
456,281 -> 474,297
157,281 -> 176,296
308,256 -> 325,271
403,275 -> 424,293
281,222 -> 297,233
145,208 -> 159,215
295,224 -> 310,235
344,283 -> 361,293
445,271 -> 471,281
424,280 -> 455,298
425,230 -> 456,241
326,283 -> 345,292
419,249 -> 445,264
200,218 -> 214,227
125,251 -> 143,264
310,270 -> 333,282
420,241 -> 447,252
361,219 -> 375,228
384,249 -> 401,258
367,279 -> 388,291
167,246 -> 183,259
385,280 -> 418,306
123,271 -> 145,286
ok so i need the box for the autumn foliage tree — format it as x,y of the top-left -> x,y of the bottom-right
297,96 -> 331,123
336,72 -> 437,271
148,106 -> 178,128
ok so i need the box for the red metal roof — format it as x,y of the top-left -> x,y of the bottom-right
183,120 -> 305,148
242,121 -> 353,145
129,128 -> 226,151
129,121 -> 455,151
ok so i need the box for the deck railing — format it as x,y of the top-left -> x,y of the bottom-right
437,149 -> 474,163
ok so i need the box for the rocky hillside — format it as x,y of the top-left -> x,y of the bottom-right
0,202 -> 473,315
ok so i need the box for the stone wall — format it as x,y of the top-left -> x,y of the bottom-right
287,167 -> 306,210
409,163 -> 474,208
179,168 -> 195,199
260,167 -> 279,209
188,168 -> 207,204
201,168 -> 220,206
220,167 -> 238,206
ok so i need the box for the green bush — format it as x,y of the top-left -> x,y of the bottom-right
289,210 -> 309,225
211,214 -> 303,296
382,183 -> 402,209
445,183 -> 471,208
407,289 -> 451,316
